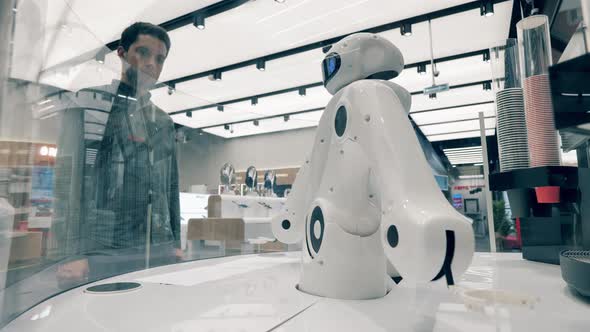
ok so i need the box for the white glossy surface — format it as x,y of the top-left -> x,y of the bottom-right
3,252 -> 589,331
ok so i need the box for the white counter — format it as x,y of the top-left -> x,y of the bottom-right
3,252 -> 589,331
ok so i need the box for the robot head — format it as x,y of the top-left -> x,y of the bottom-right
245,166 -> 258,189
220,163 -> 236,185
322,33 -> 404,95
264,170 -> 276,190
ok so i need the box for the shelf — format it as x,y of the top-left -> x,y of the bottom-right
488,166 -> 583,191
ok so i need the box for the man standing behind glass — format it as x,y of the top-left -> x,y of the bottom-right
55,22 -> 181,284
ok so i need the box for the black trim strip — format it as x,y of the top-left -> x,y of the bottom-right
431,230 -> 456,286
304,216 -> 314,259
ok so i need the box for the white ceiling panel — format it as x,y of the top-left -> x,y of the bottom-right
151,49 -> 324,112
162,0 -> 474,81
394,55 -> 492,93
377,1 -> 511,65
411,102 -> 496,125
170,86 -> 331,128
203,110 -> 324,138
11,0 -> 221,81
427,129 -> 495,142
37,51 -> 121,91
152,52 -> 493,114
410,85 -> 494,112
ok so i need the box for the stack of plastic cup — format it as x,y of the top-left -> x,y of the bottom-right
517,15 -> 561,168
490,39 -> 530,172
517,15 -> 561,203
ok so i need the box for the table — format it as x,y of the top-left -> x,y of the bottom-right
2,252 -> 589,331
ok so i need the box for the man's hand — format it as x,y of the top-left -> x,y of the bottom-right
57,258 -> 89,288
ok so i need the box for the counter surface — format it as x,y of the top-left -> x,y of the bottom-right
3,252 -> 589,331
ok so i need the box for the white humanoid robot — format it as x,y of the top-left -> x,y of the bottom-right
219,162 -> 237,195
245,166 -> 259,197
271,33 -> 474,300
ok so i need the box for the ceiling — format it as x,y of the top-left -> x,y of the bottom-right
10,0 -> 513,145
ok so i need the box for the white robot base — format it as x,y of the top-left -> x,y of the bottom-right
271,33 -> 474,300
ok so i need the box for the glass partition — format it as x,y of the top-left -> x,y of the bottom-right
0,1 -> 300,327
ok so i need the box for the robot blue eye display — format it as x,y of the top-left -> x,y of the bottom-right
327,57 -> 337,75
322,53 -> 341,83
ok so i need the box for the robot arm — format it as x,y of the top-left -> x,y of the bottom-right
270,158 -> 309,244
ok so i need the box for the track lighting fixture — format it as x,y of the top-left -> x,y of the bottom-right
401,22 -> 412,36
256,59 -> 266,71
417,63 -> 427,75
95,50 -> 105,64
480,0 -> 494,17
193,13 -> 205,29
212,70 -> 222,81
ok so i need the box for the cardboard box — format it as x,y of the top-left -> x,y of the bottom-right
8,231 -> 42,264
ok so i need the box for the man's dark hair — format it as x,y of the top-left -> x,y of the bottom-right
120,22 -> 171,55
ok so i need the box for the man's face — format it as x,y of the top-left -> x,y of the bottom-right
118,34 -> 168,89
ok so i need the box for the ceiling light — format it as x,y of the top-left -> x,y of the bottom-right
480,0 -> 494,17
95,50 -> 105,64
251,96 -> 258,106
284,114 -> 290,122
459,174 -> 484,179
400,22 -> 412,36
217,105 -> 224,112
429,93 -> 437,100
168,83 -> 175,95
193,13 -> 206,30
483,82 -> 492,91
256,59 -> 266,71
483,51 -> 490,63
417,63 -> 426,75
274,0 -> 286,3
186,110 -> 192,118
298,87 -> 306,96
212,70 -> 222,81
253,120 -> 259,126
